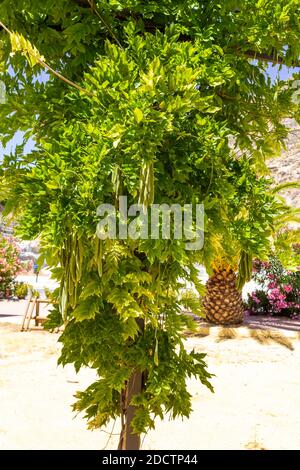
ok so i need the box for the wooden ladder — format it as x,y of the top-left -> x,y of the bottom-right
20,297 -> 50,331
21,294 -> 35,331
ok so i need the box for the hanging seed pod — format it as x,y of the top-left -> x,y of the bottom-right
148,162 -> 154,206
97,239 -> 103,277
112,165 -> 122,207
70,248 -> 77,284
154,336 -> 159,366
94,234 -> 99,261
76,236 -> 83,282
138,162 -> 146,206
68,265 -> 74,297
247,252 -> 253,279
138,160 -> 154,208
60,244 -> 67,269
93,236 -> 103,277
69,285 -> 75,309
60,280 -> 68,320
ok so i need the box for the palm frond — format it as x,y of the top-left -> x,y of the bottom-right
271,181 -> 300,194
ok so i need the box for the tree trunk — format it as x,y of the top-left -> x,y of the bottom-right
203,267 -> 244,325
118,318 -> 144,450
118,371 -> 143,450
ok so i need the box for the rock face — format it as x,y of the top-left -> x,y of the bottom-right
268,119 -> 300,209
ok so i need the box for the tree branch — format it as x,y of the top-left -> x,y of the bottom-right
86,0 -> 123,49
238,49 -> 300,68
0,19 -> 95,98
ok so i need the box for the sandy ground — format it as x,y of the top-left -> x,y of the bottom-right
1,318 -> 300,450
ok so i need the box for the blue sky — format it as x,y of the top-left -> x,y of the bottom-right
266,63 -> 299,82
0,130 -> 36,157
0,63 -> 299,161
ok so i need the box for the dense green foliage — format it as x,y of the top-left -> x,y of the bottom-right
273,228 -> 300,269
0,1 -> 299,440
0,1 -> 299,151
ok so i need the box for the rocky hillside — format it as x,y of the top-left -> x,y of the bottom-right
268,119 -> 300,209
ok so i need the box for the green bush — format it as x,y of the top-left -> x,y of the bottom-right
14,282 -> 29,299
0,234 -> 21,299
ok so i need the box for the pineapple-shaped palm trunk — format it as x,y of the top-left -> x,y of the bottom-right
203,264 -> 244,325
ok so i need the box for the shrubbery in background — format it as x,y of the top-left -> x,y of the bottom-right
246,257 -> 300,318
0,234 -> 21,298
14,282 -> 29,299
20,260 -> 33,273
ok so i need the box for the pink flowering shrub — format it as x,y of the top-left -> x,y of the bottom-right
246,256 -> 300,318
0,234 -> 21,298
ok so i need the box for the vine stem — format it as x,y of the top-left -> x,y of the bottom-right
0,19 -> 94,98
37,58 -> 94,97
87,0 -> 123,50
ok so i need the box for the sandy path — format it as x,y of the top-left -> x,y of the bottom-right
0,323 -> 300,450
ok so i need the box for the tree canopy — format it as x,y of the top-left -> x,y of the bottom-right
0,1 -> 299,150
